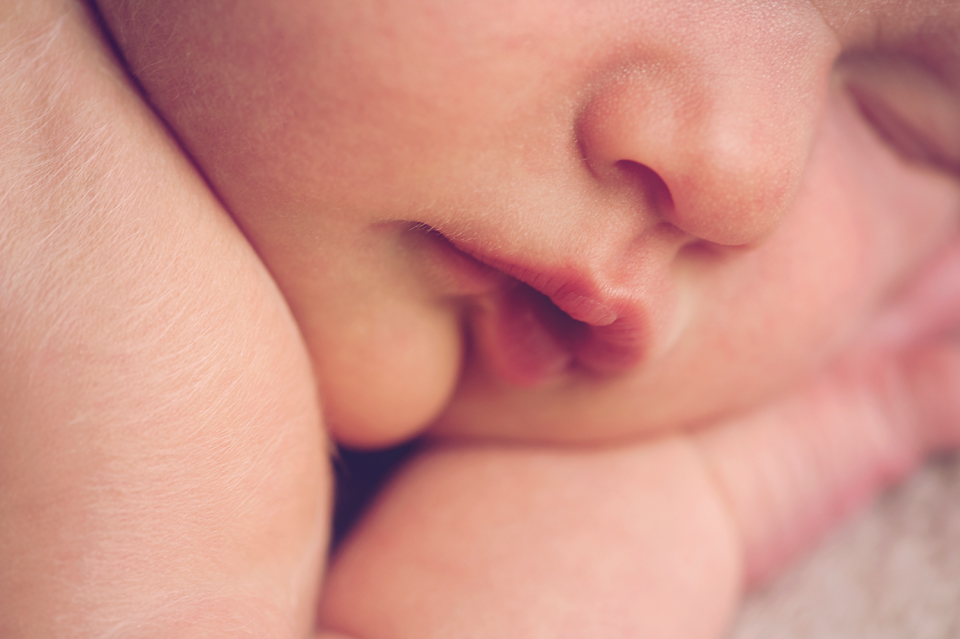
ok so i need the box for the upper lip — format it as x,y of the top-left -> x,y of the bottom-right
444,235 -> 649,376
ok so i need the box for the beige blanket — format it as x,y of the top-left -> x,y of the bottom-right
732,455 -> 960,638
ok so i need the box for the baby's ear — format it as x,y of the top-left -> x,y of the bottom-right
575,9 -> 837,247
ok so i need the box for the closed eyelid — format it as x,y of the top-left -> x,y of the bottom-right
839,52 -> 960,176
847,82 -> 960,175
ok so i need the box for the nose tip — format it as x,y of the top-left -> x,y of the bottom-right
655,125 -> 805,246
576,48 -> 829,248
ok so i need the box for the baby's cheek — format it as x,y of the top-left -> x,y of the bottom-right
312,301 -> 462,448
746,80 -> 960,349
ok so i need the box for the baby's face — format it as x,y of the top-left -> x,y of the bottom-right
104,0 -> 960,446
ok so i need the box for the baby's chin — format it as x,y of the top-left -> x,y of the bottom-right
428,304 -> 842,444
325,281 -> 855,448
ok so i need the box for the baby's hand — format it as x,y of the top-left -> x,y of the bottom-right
317,241 -> 960,639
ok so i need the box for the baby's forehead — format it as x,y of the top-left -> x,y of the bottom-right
812,0 -> 960,59
264,0 -> 959,78
247,0 -> 960,84
297,0 -> 956,37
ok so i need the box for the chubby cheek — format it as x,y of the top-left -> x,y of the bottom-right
819,84 -> 960,290
280,232 -> 467,449
687,80 -> 960,411
695,83 -> 959,396
312,299 -> 463,448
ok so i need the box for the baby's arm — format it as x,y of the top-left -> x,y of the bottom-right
0,1 -> 330,635
318,241 -> 960,639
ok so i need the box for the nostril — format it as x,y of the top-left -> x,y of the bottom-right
611,159 -> 675,212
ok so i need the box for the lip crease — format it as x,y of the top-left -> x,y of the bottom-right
441,234 -> 649,386
409,223 -> 504,295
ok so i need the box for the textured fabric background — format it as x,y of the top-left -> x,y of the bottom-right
731,455 -> 960,639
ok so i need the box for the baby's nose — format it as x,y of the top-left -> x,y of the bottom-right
576,10 -> 837,247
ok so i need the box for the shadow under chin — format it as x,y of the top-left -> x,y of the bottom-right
330,439 -> 423,551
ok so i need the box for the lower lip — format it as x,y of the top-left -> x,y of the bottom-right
476,283 -> 646,387
477,284 -> 582,387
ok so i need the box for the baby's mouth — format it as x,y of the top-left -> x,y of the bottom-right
474,282 -> 585,387
473,279 -> 648,387
416,224 -> 649,387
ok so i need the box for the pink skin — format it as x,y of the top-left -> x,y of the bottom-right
319,245 -> 960,638
5,0 -> 959,637
1,2 -> 328,635
96,0 -> 960,448
318,351 -> 960,639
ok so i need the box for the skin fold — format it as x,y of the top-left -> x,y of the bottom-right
1,0 -> 959,637
1,1 -> 327,635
